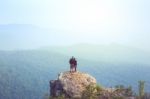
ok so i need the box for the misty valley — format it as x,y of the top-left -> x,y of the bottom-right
0,45 -> 150,99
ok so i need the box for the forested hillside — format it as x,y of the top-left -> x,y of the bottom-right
0,50 -> 150,99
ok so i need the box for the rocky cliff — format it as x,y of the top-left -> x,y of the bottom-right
50,71 -> 96,98
50,71 -> 136,99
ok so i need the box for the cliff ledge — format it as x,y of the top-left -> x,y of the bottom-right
50,71 -> 96,98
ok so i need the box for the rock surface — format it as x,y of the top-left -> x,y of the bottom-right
50,71 -> 97,98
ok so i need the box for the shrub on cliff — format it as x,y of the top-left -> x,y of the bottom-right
82,84 -> 102,99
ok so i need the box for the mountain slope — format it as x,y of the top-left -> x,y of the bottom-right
0,50 -> 150,99
0,50 -> 69,99
42,44 -> 150,65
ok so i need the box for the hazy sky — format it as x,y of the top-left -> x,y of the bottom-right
0,0 -> 150,50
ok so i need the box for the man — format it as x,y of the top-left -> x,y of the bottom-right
74,58 -> 77,72
69,56 -> 77,72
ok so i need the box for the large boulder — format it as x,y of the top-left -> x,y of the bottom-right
50,71 -> 97,98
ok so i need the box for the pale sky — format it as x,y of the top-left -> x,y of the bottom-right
0,0 -> 150,50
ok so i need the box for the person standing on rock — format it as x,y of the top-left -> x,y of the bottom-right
74,58 -> 77,72
69,56 -> 77,73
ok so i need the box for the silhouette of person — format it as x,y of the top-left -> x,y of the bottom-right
74,58 -> 77,72
69,56 -> 77,72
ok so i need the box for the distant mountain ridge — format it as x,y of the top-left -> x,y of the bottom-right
1,23 -> 150,65
1,24 -> 150,52
42,44 -> 150,65
0,24 -> 64,50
